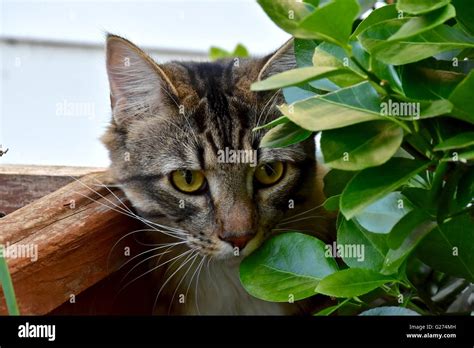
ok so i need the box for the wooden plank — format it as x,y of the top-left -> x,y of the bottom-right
0,165 -> 106,215
0,171 -> 144,314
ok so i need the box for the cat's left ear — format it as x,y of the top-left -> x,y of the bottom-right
257,38 -> 296,81
106,34 -> 179,125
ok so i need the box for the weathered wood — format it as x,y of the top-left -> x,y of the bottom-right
0,171 -> 144,314
0,165 -> 105,215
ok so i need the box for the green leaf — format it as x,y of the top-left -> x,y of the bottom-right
283,86 -> 317,104
209,43 -> 249,60
400,63 -> 466,100
313,298 -> 351,316
294,38 -> 320,67
323,195 -> 340,211
279,82 -> 385,131
449,70 -> 474,124
209,46 -> 231,61
340,158 -> 430,219
360,21 -> 474,65
260,122 -> 313,148
397,0 -> 451,15
387,209 -> 431,249
298,0 -> 360,47
0,252 -> 20,315
240,233 -> 339,302
457,168 -> 474,207
316,268 -> 394,297
256,0 -> 316,37
253,116 -> 289,131
312,42 -> 367,87
233,43 -> 249,57
321,121 -> 404,171
337,218 -> 388,271
389,4 -> 456,41
323,169 -> 357,198
452,0 -> 474,35
359,306 -> 420,315
416,214 -> 474,281
382,213 -> 437,275
354,192 -> 413,234
434,132 -> 474,151
352,4 -> 399,39
251,66 -> 343,91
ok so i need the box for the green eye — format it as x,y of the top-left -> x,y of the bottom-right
254,162 -> 285,186
171,170 -> 206,193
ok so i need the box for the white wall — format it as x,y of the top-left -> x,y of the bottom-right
0,0 -> 290,167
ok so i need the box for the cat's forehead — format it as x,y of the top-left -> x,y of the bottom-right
162,58 -> 264,106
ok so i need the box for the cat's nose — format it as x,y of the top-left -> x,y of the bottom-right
219,231 -> 256,250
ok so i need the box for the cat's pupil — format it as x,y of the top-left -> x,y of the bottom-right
184,170 -> 193,184
264,164 -> 275,177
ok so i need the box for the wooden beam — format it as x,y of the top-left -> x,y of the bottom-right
0,165 -> 106,215
0,171 -> 144,314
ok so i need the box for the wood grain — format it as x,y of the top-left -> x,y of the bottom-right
0,171 -> 144,314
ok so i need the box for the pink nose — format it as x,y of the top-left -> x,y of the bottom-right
219,232 -> 256,250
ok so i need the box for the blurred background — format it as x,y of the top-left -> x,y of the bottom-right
0,0 -> 290,167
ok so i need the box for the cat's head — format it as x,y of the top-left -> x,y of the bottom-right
102,35 -> 316,260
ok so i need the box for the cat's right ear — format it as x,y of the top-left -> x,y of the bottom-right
106,34 -> 178,125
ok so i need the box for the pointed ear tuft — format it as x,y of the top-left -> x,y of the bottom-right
106,34 -> 178,125
257,39 -> 296,81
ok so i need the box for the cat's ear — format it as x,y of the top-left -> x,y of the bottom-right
106,34 -> 178,125
257,38 -> 296,81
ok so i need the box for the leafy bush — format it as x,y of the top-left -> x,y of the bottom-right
209,43 -> 249,61
240,0 -> 474,315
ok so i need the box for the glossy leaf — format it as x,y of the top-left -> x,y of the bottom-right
323,195 -> 340,211
337,218 -> 388,271
240,233 -> 339,302
382,213 -> 437,275
434,132 -> 474,151
251,66 -> 343,91
397,0 -> 451,15
253,116 -> 289,131
449,70 -> 474,124
340,158 -> 430,219
360,21 -> 474,65
323,169 -> 357,198
416,214 -> 474,282
283,86 -> 316,104
352,4 -> 399,39
298,0 -> 360,47
452,0 -> 474,35
354,192 -> 413,234
279,82 -> 384,131
389,4 -> 456,41
316,268 -> 394,297
312,42 -> 367,87
321,121 -> 403,171
256,0 -> 316,37
260,122 -> 312,148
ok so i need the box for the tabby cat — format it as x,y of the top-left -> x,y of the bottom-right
102,34 -> 332,315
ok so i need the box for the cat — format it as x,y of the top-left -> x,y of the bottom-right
102,34 -> 333,315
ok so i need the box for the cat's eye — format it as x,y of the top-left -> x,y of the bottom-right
254,161 -> 285,186
170,170 -> 206,193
